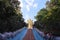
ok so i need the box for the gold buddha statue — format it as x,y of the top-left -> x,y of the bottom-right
27,19 -> 33,29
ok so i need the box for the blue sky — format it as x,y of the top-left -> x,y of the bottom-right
18,0 -> 49,22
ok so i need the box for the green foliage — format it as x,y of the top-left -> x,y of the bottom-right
0,0 -> 25,33
35,8 -> 48,21
35,8 -> 48,31
35,0 -> 60,35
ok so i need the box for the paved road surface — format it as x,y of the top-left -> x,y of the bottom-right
23,29 -> 35,40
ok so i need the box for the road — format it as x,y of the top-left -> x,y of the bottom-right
23,29 -> 35,40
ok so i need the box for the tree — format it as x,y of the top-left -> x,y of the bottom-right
35,0 -> 60,36
45,0 -> 60,35
0,0 -> 25,33
35,8 -> 48,31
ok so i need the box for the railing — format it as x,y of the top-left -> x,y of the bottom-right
0,27 -> 27,40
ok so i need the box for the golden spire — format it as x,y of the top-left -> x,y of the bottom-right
27,19 -> 33,29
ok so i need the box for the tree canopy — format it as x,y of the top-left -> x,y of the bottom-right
35,0 -> 60,36
0,0 -> 25,33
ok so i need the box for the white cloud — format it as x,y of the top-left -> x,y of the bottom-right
26,5 -> 30,11
19,0 -> 38,12
24,15 -> 31,23
25,0 -> 38,11
20,2 -> 23,8
25,0 -> 34,6
33,3 -> 38,8
18,0 -> 23,8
